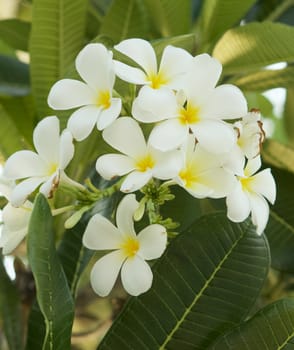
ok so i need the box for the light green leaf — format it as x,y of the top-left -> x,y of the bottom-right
29,0 -> 87,117
100,0 -> 149,43
284,88 -> 294,147
211,298 -> 294,349
152,33 -> 197,58
27,194 -> 74,350
198,0 -> 256,50
143,0 -> 191,37
213,22 -> 294,75
0,19 -> 30,51
98,213 -> 269,350
232,66 -> 294,91
262,139 -> 294,173
0,257 -> 23,350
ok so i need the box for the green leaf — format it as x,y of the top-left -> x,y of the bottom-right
284,88 -> 294,147
152,33 -> 197,58
262,139 -> 294,173
198,0 -> 256,50
30,0 -> 87,117
213,22 -> 294,75
265,166 -> 294,272
98,213 -> 269,350
0,55 -> 30,97
0,19 -> 30,51
0,257 -> 23,350
211,298 -> 294,349
143,0 -> 191,37
231,66 -> 294,91
100,0 -> 149,43
27,194 -> 74,350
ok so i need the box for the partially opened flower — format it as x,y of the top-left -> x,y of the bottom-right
138,54 -> 247,154
96,117 -> 183,192
0,177 -> 32,255
83,194 -> 167,296
175,135 -> 237,198
226,156 -> 276,234
3,116 -> 74,206
48,43 -> 121,141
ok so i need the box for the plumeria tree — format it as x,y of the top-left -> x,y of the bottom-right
0,1 -> 294,349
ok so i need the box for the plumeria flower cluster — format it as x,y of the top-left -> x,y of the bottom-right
0,38 -> 276,297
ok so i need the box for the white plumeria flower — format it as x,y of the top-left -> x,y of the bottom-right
83,194 -> 167,296
226,156 -> 276,235
3,116 -> 74,206
0,177 -> 32,255
48,43 -> 122,141
137,54 -> 247,154
96,117 -> 183,193
175,135 -> 237,198
114,38 -> 192,121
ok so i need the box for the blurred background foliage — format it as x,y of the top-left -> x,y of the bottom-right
0,0 -> 294,349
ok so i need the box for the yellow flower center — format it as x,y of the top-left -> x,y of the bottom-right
239,176 -> 253,192
179,164 -> 198,188
136,154 -> 155,172
121,236 -> 140,258
148,71 -> 168,89
178,104 -> 200,125
96,90 -> 111,109
48,163 -> 58,175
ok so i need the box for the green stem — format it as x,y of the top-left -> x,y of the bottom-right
265,0 -> 294,21
52,205 -> 76,216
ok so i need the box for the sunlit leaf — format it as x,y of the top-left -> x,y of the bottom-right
0,19 -> 30,51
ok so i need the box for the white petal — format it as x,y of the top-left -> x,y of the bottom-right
159,45 -> 192,89
83,214 -> 122,250
152,149 -> 183,179
102,117 -> 147,158
222,146 -> 245,176
248,193 -> 269,235
244,156 -> 261,177
250,168 -> 276,204
75,43 -> 114,90
149,119 -> 188,151
33,116 -> 60,164
0,227 -> 27,255
113,61 -> 147,84
191,120 -> 236,154
96,154 -> 135,180
67,105 -> 99,141
90,250 -> 126,297
116,194 -> 139,236
184,53 -> 222,102
4,151 -> 47,179
132,86 -> 178,123
39,174 -> 58,197
115,38 -> 157,75
121,256 -> 153,296
97,98 -> 122,130
48,79 -> 96,109
59,130 -> 74,169
10,177 -> 46,206
137,224 -> 167,260
120,171 -> 152,193
226,182 -> 251,223
201,84 -> 247,120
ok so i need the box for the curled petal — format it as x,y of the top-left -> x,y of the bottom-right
250,168 -> 276,204
137,224 -> 167,260
121,256 -> 153,296
48,79 -> 96,110
102,117 -> 147,158
116,194 -> 139,237
226,182 -> 251,223
245,156 -> 261,177
96,154 -> 135,180
115,38 -> 157,76
83,214 -> 122,250
248,193 -> 269,235
97,98 -> 122,130
90,250 -> 126,297
59,130 -> 74,170
113,61 -> 147,85
39,173 -> 59,198
67,105 -> 99,141
11,177 -> 47,206
120,171 -> 152,193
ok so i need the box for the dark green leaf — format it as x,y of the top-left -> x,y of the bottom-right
0,257 -> 23,350
100,0 -> 149,43
0,19 -> 30,51
98,213 -> 269,349
211,298 -> 294,349
30,0 -> 87,117
27,194 -> 74,350
213,22 -> 294,75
